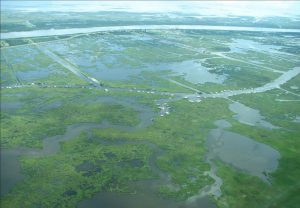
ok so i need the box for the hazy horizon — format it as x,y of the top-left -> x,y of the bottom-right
1,1 -> 300,18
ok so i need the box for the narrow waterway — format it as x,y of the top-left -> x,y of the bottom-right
185,67 -> 300,100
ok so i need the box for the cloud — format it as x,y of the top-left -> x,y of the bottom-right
2,1 -> 300,17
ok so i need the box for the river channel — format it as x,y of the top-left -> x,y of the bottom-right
2,25 -> 300,40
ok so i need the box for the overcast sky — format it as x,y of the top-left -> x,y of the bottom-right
2,1 -> 300,18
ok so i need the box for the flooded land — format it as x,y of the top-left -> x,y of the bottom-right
1,1 -> 300,208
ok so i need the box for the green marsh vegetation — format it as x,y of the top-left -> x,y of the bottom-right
1,21 -> 300,208
214,89 -> 300,208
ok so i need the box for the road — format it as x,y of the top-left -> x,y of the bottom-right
31,41 -> 101,85
3,67 -> 300,102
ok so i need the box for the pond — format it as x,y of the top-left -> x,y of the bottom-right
229,102 -> 279,129
206,120 -> 280,182
228,38 -> 283,54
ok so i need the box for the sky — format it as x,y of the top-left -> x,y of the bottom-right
2,1 -> 300,18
